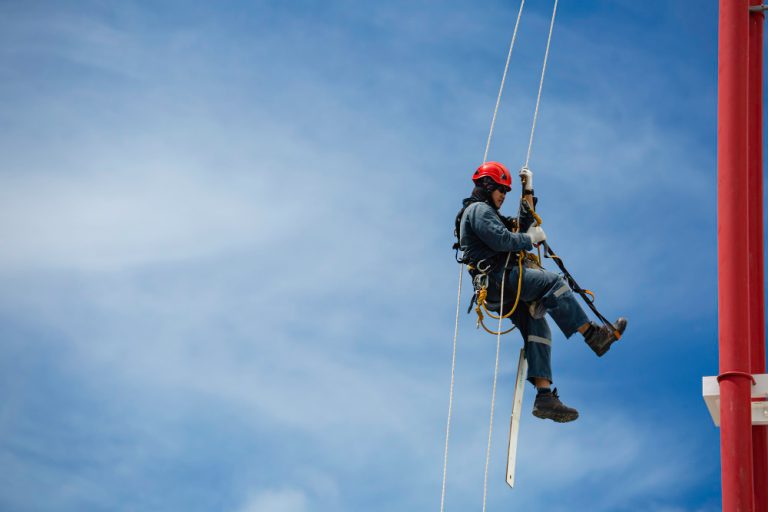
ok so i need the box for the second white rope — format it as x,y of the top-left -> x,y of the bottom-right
481,252 -> 512,512
439,264 -> 465,512
483,0 -> 527,164
524,0 -> 559,169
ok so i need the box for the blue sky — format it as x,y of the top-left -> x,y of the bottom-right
0,1 -> 749,511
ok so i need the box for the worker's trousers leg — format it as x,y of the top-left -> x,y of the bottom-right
498,265 -> 590,338
509,308 -> 553,385
492,264 -> 590,385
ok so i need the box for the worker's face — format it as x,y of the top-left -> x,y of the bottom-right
491,186 -> 508,209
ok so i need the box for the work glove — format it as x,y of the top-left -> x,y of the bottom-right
526,224 -> 546,245
519,166 -> 534,192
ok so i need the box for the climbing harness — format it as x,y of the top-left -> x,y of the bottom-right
470,252 -> 524,336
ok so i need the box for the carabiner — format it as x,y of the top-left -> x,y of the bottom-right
475,259 -> 492,274
473,272 -> 489,291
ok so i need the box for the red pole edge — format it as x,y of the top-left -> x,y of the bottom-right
719,0 -> 755,510
748,1 -> 768,509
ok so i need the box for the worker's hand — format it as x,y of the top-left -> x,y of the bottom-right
526,224 -> 546,245
519,166 -> 534,192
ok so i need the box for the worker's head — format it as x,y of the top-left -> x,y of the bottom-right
472,161 -> 511,209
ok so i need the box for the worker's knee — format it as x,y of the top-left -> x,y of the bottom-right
540,275 -> 571,308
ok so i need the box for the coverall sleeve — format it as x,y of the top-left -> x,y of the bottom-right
467,203 -> 533,253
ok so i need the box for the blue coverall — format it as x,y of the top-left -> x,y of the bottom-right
459,200 -> 589,384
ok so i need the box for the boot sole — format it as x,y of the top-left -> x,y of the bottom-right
532,409 -> 579,423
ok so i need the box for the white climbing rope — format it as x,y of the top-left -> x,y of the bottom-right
481,5 -> 560,508
483,0 -> 526,164
442,2 -> 559,510
524,0 -> 559,169
441,2 -> 526,508
439,263 -> 464,512
481,252 -> 512,512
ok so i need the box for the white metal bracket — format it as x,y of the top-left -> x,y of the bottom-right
702,373 -> 768,426
506,349 -> 528,488
750,5 -> 768,12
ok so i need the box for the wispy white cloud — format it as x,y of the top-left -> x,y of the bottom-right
0,1 -> 722,511
236,488 -> 308,512
0,167 -> 270,271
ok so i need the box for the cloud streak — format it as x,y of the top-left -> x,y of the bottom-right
0,1 -> 724,511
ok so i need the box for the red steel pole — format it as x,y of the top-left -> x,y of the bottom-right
719,1 -> 755,510
748,2 -> 768,509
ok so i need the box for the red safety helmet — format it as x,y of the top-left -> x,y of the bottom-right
472,161 -> 512,189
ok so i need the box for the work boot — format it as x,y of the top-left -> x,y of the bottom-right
583,317 -> 628,357
532,388 -> 579,423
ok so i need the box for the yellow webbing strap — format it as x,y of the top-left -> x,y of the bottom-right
531,209 -> 543,227
476,310 -> 516,335
473,252 -> 525,335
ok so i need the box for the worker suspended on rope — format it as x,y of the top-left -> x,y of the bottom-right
454,161 -> 627,423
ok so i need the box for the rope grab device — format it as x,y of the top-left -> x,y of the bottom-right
439,1 -> 622,510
